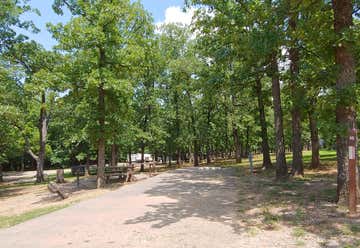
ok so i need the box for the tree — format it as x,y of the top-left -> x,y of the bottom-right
332,0 -> 358,203
52,0 -> 153,187
3,41 -> 63,182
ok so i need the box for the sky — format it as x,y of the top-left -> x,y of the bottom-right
21,0 -> 194,50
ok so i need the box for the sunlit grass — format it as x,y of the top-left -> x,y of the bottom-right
0,204 -> 70,228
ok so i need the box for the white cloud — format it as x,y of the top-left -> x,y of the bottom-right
156,6 -> 196,27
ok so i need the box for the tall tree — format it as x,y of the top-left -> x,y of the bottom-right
288,1 -> 304,176
332,0 -> 358,203
52,0 -> 153,187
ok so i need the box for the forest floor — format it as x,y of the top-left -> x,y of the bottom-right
1,151 -> 360,247
212,151 -> 360,248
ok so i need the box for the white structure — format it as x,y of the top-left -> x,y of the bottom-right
128,153 -> 153,162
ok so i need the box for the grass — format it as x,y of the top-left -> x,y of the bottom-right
219,149 -> 360,246
292,227 -> 306,238
0,171 -> 76,191
0,204 -> 70,228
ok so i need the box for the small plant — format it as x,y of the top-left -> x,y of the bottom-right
292,227 -> 306,238
262,208 -> 280,228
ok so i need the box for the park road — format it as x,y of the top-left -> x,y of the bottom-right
0,167 -> 321,248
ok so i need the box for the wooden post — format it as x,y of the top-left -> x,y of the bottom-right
348,128 -> 357,215
56,169 -> 65,183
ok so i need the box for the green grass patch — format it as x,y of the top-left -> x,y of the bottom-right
262,208 -> 280,226
0,204 -> 70,229
292,227 -> 306,238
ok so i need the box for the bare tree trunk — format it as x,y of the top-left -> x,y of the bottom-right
0,164 -> 3,182
36,92 -> 47,183
56,169 -> 65,183
111,143 -> 118,167
270,52 -> 288,180
289,10 -> 304,177
255,77 -> 272,169
194,140 -> 199,167
97,85 -> 106,188
245,126 -> 250,157
332,0 -> 358,203
308,108 -> 320,169
176,149 -> 182,166
21,155 -> 24,172
96,45 -> 107,188
85,153 -> 90,176
233,127 -> 242,163
128,149 -> 132,163
140,143 -> 145,172
206,148 -> 211,164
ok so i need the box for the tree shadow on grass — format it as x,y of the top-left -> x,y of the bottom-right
0,187 -> 24,199
234,166 -> 360,247
125,167 -> 244,232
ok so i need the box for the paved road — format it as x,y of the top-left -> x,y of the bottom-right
0,167 -> 244,248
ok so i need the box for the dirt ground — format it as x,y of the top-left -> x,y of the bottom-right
1,164 -> 360,248
0,169 -> 151,217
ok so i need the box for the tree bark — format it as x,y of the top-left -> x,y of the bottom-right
56,169 -> 65,183
270,52 -> 288,180
140,143 -> 145,172
289,10 -> 304,177
193,140 -> 199,167
85,153 -> 90,176
128,149 -> 132,163
308,108 -> 320,169
0,164 -> 3,182
206,149 -> 211,164
20,155 -> 25,172
245,126 -> 250,157
97,46 -> 106,188
176,149 -> 182,166
233,127 -> 242,163
111,143 -> 118,167
255,77 -> 272,169
97,85 -> 106,188
36,92 -> 47,183
332,0 -> 359,203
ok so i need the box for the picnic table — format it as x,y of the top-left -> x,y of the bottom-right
104,166 -> 128,183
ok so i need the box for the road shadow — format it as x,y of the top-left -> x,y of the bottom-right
125,167 -> 244,233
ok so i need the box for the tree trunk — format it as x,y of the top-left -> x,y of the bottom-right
0,164 -> 3,182
289,10 -> 304,177
56,169 -> 65,183
36,92 -> 47,183
128,149 -> 132,163
85,153 -> 90,176
233,127 -> 242,163
97,84 -> 106,188
111,143 -> 118,167
176,149 -> 182,166
140,143 -> 145,172
168,155 -> 172,167
20,155 -> 25,172
96,45 -> 107,188
255,77 -> 273,169
270,52 -> 288,180
206,148 -> 211,164
308,108 -> 320,169
193,140 -> 199,167
245,126 -> 250,157
332,0 -> 359,203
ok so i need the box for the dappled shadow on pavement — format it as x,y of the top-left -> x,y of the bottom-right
125,167 -> 243,233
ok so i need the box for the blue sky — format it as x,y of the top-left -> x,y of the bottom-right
21,0 -> 187,50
